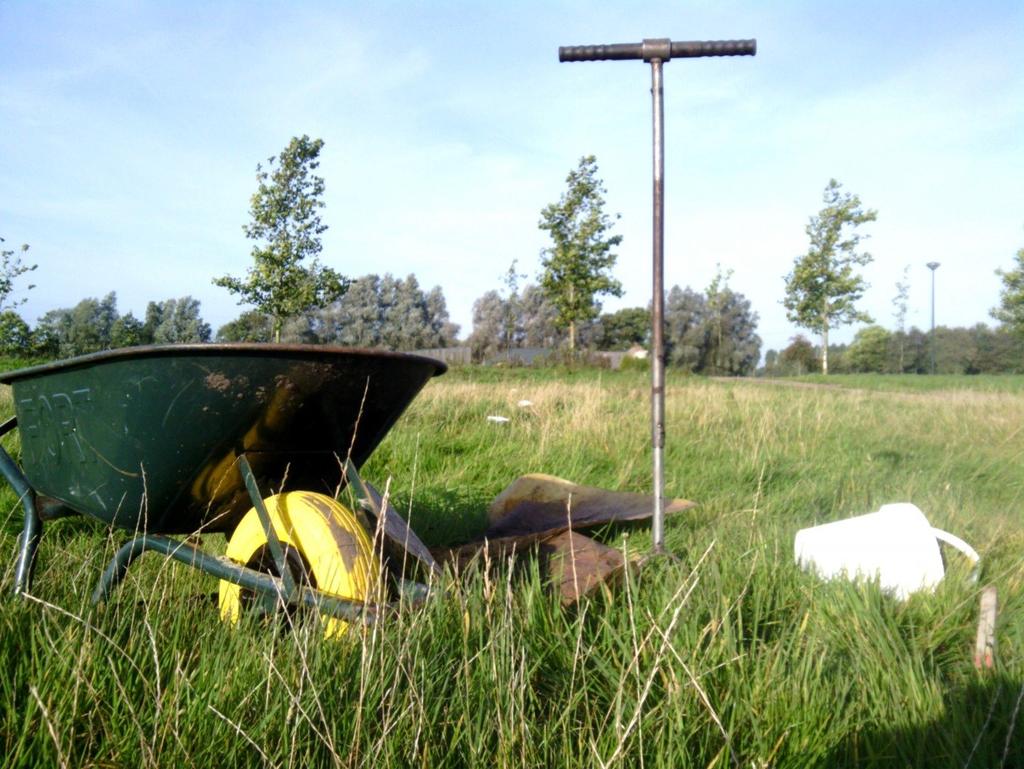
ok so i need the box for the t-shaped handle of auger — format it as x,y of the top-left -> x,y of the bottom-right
559,38 -> 756,62
556,35 -> 756,556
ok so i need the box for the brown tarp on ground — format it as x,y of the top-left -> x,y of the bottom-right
485,473 -> 696,537
433,474 -> 696,601
539,531 -> 628,605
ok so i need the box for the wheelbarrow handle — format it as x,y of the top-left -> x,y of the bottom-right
559,38 -> 756,63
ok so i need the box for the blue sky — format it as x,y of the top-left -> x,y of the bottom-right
2,0 -> 1022,354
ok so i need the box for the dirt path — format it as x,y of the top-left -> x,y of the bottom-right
710,376 -> 850,391
708,376 -> 1024,405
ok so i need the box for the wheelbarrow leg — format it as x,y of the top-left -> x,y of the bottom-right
90,535 -> 207,605
13,495 -> 41,595
91,536 -> 151,604
91,533 -> 376,624
92,450 -> 301,606
0,434 -> 42,595
236,455 -> 298,602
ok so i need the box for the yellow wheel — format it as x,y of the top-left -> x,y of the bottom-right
218,491 -> 380,638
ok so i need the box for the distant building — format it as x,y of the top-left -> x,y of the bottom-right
594,345 -> 648,370
414,346 -> 472,366
486,348 -> 552,366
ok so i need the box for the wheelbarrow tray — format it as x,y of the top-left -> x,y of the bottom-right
0,344 -> 444,534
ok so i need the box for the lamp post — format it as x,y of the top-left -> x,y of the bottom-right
927,262 -> 940,374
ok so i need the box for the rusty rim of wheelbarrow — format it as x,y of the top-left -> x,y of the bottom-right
0,343 -> 448,384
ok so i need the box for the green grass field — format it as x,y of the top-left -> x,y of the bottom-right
1,366 -> 1021,767
789,372 -> 1024,393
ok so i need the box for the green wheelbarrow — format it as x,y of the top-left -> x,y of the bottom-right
0,344 -> 445,632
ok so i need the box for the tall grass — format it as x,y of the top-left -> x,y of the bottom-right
0,369 -> 1021,767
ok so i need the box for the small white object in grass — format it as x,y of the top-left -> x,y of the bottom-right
517,399 -> 533,408
794,503 -> 980,600
487,415 -> 510,424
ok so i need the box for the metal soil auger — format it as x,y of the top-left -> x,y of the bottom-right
558,38 -> 756,552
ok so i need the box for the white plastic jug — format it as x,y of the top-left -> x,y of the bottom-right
794,503 -> 979,600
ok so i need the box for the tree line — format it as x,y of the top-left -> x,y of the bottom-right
5,133 -> 1021,374
0,293 -> 213,358
467,268 -> 761,375
218,273 -> 458,349
781,178 -> 1024,375
766,324 -> 1024,376
464,156 -> 762,373
6,139 -> 759,369
0,277 -> 457,359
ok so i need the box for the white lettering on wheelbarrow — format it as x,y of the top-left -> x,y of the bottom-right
18,388 -> 96,467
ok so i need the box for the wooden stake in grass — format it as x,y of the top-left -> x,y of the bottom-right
974,585 -> 997,670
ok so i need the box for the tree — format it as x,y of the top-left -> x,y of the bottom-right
139,297 -> 211,344
779,335 -> 818,376
213,135 -> 348,342
0,236 -> 35,312
518,284 -> 562,348
664,286 -> 707,371
595,307 -> 649,351
466,282 -> 566,360
701,267 -> 762,376
375,274 -> 403,349
704,267 -> 731,372
467,290 -> 510,362
500,259 -> 526,356
892,265 -> 910,371
423,286 -> 460,347
0,311 -> 32,355
703,290 -> 762,376
142,301 -> 163,343
901,327 -> 931,373
846,325 -> 892,372
149,297 -> 212,343
278,314 -> 319,344
538,155 -> 623,352
991,240 -> 1024,336
825,343 -> 850,373
932,326 -> 977,374
35,293 -> 119,358
307,273 -> 457,350
662,277 -> 761,376
321,275 -> 382,347
783,179 -> 878,374
32,310 -> 68,357
972,324 -> 1024,373
379,274 -> 433,350
216,311 -> 273,343
110,312 -> 146,348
